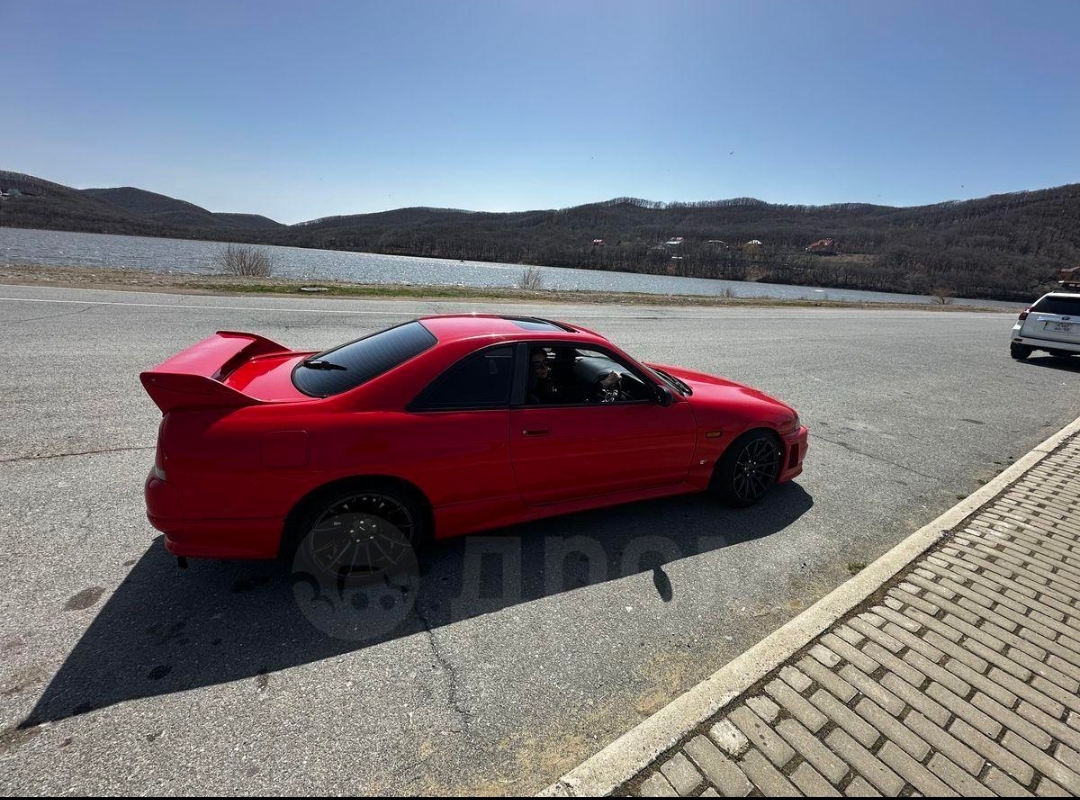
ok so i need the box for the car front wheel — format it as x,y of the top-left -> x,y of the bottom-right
712,430 -> 784,508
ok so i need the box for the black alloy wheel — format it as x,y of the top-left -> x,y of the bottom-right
297,489 -> 422,583
713,430 -> 784,508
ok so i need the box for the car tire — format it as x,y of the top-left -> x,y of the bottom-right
288,480 -> 429,582
711,430 -> 784,508
1010,344 -> 1033,360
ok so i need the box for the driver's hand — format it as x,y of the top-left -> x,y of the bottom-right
600,371 -> 621,389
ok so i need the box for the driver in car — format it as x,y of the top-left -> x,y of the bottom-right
529,348 -> 629,404
528,348 -> 563,404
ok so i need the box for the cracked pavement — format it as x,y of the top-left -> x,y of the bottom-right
417,609 -> 473,732
0,446 -> 154,465
1,284 -> 1079,795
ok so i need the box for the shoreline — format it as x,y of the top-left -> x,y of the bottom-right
0,263 -> 1012,312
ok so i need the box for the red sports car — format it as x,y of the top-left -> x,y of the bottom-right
142,315 -> 808,567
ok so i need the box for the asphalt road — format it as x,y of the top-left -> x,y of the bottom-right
1,285 -> 1078,795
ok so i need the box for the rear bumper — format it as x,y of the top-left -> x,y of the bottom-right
779,426 -> 809,483
1012,333 -> 1080,354
145,471 -> 282,559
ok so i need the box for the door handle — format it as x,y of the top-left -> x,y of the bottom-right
522,427 -> 551,437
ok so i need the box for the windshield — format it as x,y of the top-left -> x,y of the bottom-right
648,366 -> 693,396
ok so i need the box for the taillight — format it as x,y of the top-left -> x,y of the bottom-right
1018,307 -> 1031,321
154,416 -> 167,481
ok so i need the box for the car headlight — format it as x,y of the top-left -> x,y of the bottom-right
782,414 -> 800,435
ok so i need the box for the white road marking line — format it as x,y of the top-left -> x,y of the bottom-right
0,295 -> 762,320
0,296 -> 406,315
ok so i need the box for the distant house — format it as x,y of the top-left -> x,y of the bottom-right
665,236 -> 684,247
805,237 -> 836,254
744,239 -> 764,249
707,240 -> 728,248
592,239 -> 606,247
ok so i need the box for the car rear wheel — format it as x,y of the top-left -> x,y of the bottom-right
290,482 -> 428,583
1010,344 -> 1033,360
711,430 -> 784,508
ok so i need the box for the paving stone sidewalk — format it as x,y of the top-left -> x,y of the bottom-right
577,433 -> 1080,797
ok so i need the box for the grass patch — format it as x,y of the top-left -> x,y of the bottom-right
847,562 -> 868,575
185,279 -> 1005,310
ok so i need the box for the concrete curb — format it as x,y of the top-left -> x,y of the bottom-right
541,414 -> 1080,797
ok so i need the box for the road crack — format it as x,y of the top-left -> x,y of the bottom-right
811,433 -> 941,481
0,304 -> 98,327
0,445 -> 155,465
414,604 -> 472,730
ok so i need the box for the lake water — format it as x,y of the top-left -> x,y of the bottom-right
0,227 -> 1019,310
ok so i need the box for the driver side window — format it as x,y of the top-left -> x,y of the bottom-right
574,348 -> 650,404
526,346 -> 650,406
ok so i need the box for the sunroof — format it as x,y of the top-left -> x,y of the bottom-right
503,317 -> 575,332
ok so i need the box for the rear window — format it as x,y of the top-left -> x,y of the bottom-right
1033,296 -> 1080,316
292,321 -> 436,397
409,346 -> 514,411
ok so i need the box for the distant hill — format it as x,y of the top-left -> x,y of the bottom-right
83,186 -> 217,217
83,187 -> 283,231
213,213 -> 284,231
0,171 -> 175,238
0,171 -> 283,239
2,169 -> 1078,300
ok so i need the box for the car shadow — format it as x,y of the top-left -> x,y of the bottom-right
1022,354 -> 1080,373
22,483 -> 813,727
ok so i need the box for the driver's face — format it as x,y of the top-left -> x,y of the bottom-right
531,358 -> 550,375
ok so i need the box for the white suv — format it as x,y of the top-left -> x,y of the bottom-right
1011,292 -> 1080,360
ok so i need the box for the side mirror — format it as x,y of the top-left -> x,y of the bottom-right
655,385 -> 675,407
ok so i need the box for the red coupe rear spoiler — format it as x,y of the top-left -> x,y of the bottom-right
140,331 -> 290,413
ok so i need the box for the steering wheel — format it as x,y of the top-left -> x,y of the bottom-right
597,370 -> 624,403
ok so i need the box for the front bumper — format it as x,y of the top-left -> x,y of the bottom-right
779,426 -> 809,483
144,470 -> 282,560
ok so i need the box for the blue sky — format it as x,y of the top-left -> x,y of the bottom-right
3,0 -> 1079,223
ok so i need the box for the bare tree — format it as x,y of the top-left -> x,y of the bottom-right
519,266 -> 544,291
931,287 -> 954,305
218,244 -> 273,277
